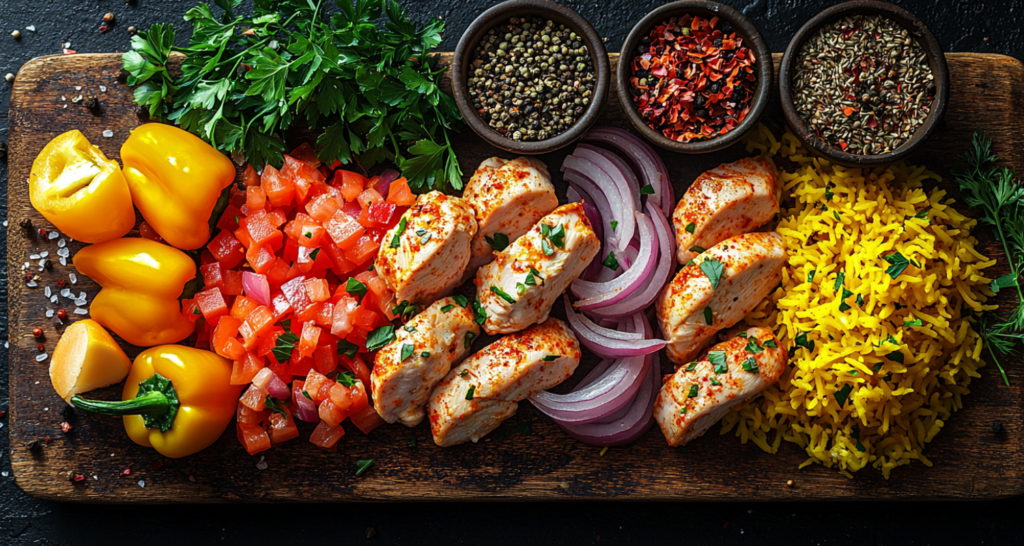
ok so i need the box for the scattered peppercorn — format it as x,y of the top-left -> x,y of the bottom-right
0,140 -> 7,162
43,259 -> 53,271
60,422 -> 72,433
103,13 -> 115,23
366,527 -> 378,539
18,218 -> 32,232
32,327 -> 43,338
59,405 -> 74,421
26,439 -> 40,452
993,421 -> 1005,435
11,29 -> 21,39
56,309 -> 67,320
127,26 -> 137,35
4,73 -> 13,83
467,16 -> 595,142
85,96 -> 100,113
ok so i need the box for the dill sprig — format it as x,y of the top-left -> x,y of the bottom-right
955,130 -> 1024,384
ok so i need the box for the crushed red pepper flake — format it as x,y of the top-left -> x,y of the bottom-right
60,422 -> 72,433
629,15 -> 757,142
121,465 -> 132,476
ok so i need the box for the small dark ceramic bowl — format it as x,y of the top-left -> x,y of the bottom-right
779,0 -> 950,166
452,0 -> 610,155
617,0 -> 773,154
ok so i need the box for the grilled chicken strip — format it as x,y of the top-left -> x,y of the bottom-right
462,157 -> 558,282
673,156 -> 780,264
428,318 -> 581,447
657,231 -> 787,365
374,191 -> 477,306
654,327 -> 787,446
476,203 -> 600,335
371,297 -> 480,427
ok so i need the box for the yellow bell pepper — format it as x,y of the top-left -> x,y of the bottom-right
120,123 -> 236,250
49,319 -> 133,403
29,130 -> 136,243
71,345 -> 242,458
73,238 -> 196,347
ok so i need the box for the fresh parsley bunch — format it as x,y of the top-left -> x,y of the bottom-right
955,130 -> 1024,385
123,0 -> 465,191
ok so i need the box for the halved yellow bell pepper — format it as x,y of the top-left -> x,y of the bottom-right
120,123 -> 236,250
73,238 -> 196,347
71,345 -> 242,458
29,130 -> 135,243
49,319 -> 132,403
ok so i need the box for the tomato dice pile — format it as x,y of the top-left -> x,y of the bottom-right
184,143 -> 417,455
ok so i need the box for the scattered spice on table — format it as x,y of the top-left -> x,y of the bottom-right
629,15 -> 757,142
467,16 -> 596,141
792,14 -> 935,155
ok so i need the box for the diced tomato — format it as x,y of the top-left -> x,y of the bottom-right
305,192 -> 341,224
231,352 -> 265,385
268,410 -> 300,445
341,356 -> 372,389
346,326 -> 369,350
251,367 -> 276,392
246,244 -> 276,274
289,143 -> 320,167
238,423 -> 272,455
280,276 -> 313,310
298,322 -> 321,358
231,295 -> 261,320
386,177 -> 416,206
329,382 -> 353,411
304,278 -> 330,302
289,355 -> 314,378
313,345 -> 338,375
181,298 -> 201,323
304,369 -> 331,404
267,259 -> 292,287
213,316 -> 245,360
341,200 -> 362,219
357,188 -> 383,209
246,186 -> 267,210
258,328 -> 284,358
351,305 -> 380,331
336,170 -> 367,202
323,243 -> 357,276
240,384 -> 267,411
265,208 -> 287,229
350,404 -> 386,435
356,270 -> 394,315
200,262 -> 224,289
208,230 -> 245,270
244,165 -> 261,186
236,401 -> 266,426
317,398 -> 347,427
314,301 -> 333,327
346,235 -> 379,265
331,295 -> 359,337
365,201 -> 396,227
309,420 -> 345,450
195,288 -> 229,323
291,380 -> 306,405
293,302 -> 323,324
245,210 -> 284,251
242,306 -> 276,346
222,269 -> 243,296
270,291 -> 293,321
285,213 -> 326,247
217,204 -> 243,233
261,164 -> 295,207
325,209 -> 365,249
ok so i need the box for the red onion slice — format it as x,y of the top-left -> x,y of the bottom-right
572,211 -> 656,310
573,145 -> 641,212
559,352 -> 660,446
562,155 -> 634,251
564,296 -> 642,341
564,298 -> 665,358
242,271 -> 271,307
586,201 -> 676,318
584,127 -> 673,218
565,168 -> 619,253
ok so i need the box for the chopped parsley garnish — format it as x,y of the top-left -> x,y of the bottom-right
304,231 -> 312,238
491,286 -> 517,304
745,339 -> 764,354
825,186 -> 834,200
264,396 -> 287,416
839,288 -> 854,312
686,259 -> 695,266
807,270 -> 816,283
365,325 -> 396,352
421,352 -> 430,358
905,317 -> 923,327
679,407 -> 687,415
400,343 -> 415,361
699,257 -> 725,290
640,184 -> 655,195
528,267 -> 544,285
690,245 -> 706,254
391,300 -> 417,321
335,371 -> 357,387
883,252 -> 912,279
610,220 -> 618,231
272,332 -> 299,363
280,319 -> 291,332
465,385 -> 476,400
542,355 -> 560,362
710,377 -> 721,386
541,238 -> 554,256
302,390 -> 312,400
453,295 -> 469,308
834,272 -> 846,291
834,384 -> 853,407
708,350 -> 728,374
602,252 -> 620,271
337,339 -> 359,358
516,282 -> 527,294
441,304 -> 455,313
193,306 -> 201,315
794,332 -> 815,352
687,384 -> 699,398
872,363 -> 884,372
685,222 -> 696,234
851,425 -> 865,451
464,331 -> 476,349
914,210 -> 930,219
763,339 -> 778,349
742,357 -> 759,373
472,301 -> 488,324
308,247 -> 321,261
460,369 -> 469,377
485,232 -> 510,251
885,350 -> 905,364
390,217 -> 407,248
990,273 -> 1017,294
833,211 -> 841,222
354,459 -> 375,477
703,306 -> 713,325
346,277 -> 368,303
686,362 -> 698,371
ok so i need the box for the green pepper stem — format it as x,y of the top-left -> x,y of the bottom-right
71,391 -> 171,417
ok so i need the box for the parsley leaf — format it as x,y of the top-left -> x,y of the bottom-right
452,295 -> 469,308
883,252 -> 912,279
795,332 -> 815,352
264,396 -> 287,416
472,300 -> 488,324
640,185 -> 655,195
337,339 -> 359,358
905,317 -> 923,327
699,257 -> 725,290
485,232 -> 510,251
707,350 -> 728,374
346,277 -> 368,303
542,355 -> 560,362
834,384 -> 853,407
685,222 -> 696,234
441,304 -> 454,313
365,325 -> 396,352
336,371 -> 357,387
703,306 -> 713,325
490,286 -> 517,304
400,343 -> 415,361
465,385 -> 475,400
272,332 -> 299,363
602,252 -> 620,271
745,339 -> 763,354
610,220 -> 618,231
391,217 -> 408,248
355,459 -> 375,477
688,384 -> 699,398
742,357 -> 759,373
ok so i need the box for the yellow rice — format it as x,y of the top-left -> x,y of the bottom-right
720,125 -> 999,479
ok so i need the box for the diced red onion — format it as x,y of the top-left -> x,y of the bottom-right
562,155 -> 634,251
294,391 -> 318,422
373,169 -> 400,197
242,271 -> 271,307
586,201 -> 676,318
573,145 -> 641,212
572,211 -> 656,310
584,127 -> 673,218
251,368 -> 275,391
564,297 -> 665,359
266,375 -> 290,400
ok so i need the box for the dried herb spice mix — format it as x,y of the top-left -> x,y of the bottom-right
629,15 -> 757,142
792,15 -> 935,155
467,16 -> 596,141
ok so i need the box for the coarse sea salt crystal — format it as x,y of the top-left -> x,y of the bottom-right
61,96 -> 66,101
138,480 -> 145,488
45,309 -> 54,318
40,251 -> 48,258
58,239 -> 66,248
102,130 -> 114,138
74,299 -> 87,307
4,342 -> 9,349
26,281 -> 37,288
57,247 -> 69,257
2,221 -> 6,227
59,257 -> 67,266
79,291 -> 86,300
39,259 -> 47,267
48,231 -> 59,240
63,104 -> 68,109
50,295 -> 58,303
99,85 -> 107,92
29,254 -> 40,260
44,286 -> 51,297
60,288 -> 71,298
256,456 -> 268,470
35,353 -> 48,362
69,273 -> 78,284
75,85 -> 82,91
26,25 -> 35,32
73,308 -> 88,315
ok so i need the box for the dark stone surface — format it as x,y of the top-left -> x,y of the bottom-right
0,1 -> 1021,544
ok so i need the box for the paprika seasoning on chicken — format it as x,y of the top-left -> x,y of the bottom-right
629,15 -> 757,142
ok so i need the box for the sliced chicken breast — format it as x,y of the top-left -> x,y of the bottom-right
657,231 -> 787,365
462,157 -> 558,282
428,318 -> 581,447
374,191 -> 477,306
654,327 -> 788,446
476,203 -> 600,335
371,297 -> 481,427
673,156 -> 780,264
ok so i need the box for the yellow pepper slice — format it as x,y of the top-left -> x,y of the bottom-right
29,130 -> 135,243
49,319 -> 132,403
73,238 -> 196,347
121,123 -> 236,250
72,345 -> 242,458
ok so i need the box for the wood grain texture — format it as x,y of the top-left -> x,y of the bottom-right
6,52 -> 1023,503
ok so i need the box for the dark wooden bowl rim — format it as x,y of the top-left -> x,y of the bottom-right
778,0 -> 951,166
451,0 -> 610,155
616,0 -> 774,154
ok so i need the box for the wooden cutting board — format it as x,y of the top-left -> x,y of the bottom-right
6,52 -> 1023,502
